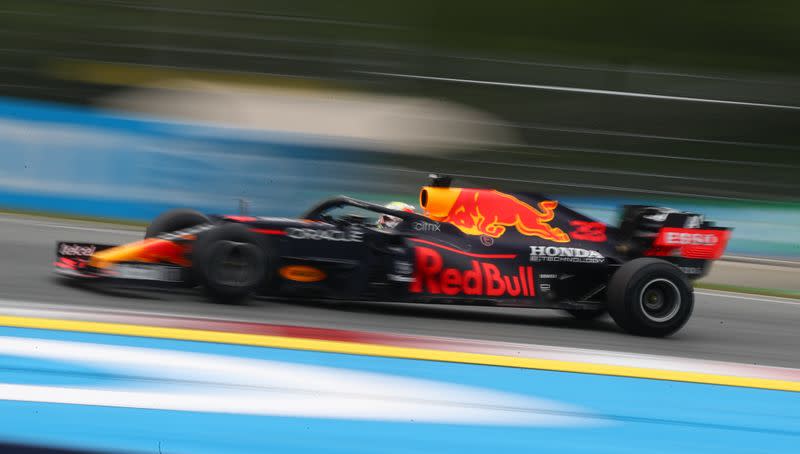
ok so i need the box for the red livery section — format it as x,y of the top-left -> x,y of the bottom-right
649,228 -> 731,260
569,220 -> 607,242
410,246 -> 535,298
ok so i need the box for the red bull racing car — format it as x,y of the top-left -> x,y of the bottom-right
54,176 -> 731,337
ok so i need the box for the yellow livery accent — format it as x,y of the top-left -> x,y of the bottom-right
0,315 -> 797,393
89,240 -> 151,268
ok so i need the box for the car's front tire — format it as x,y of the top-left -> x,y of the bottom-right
192,224 -> 268,304
607,258 -> 693,337
145,208 -> 210,239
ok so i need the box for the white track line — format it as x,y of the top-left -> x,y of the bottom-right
0,216 -> 140,235
696,290 -> 800,305
723,255 -> 800,267
0,297 -> 799,382
364,71 -> 800,110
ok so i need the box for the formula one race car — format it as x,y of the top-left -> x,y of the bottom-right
54,176 -> 731,337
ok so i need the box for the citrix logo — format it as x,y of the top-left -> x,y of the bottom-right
413,221 -> 441,232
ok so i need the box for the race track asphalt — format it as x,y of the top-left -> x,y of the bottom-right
1,214 -> 798,368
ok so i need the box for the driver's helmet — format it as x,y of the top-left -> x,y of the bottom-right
378,201 -> 415,229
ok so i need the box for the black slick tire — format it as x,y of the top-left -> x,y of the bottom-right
191,223 -> 268,304
607,258 -> 693,337
145,209 -> 210,239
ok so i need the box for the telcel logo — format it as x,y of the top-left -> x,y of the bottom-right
663,232 -> 719,246
59,244 -> 96,257
410,247 -> 535,297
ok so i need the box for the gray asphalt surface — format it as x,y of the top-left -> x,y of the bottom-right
1,214 -> 799,368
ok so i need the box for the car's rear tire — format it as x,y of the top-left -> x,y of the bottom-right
607,258 -> 693,337
145,209 -> 210,239
192,223 -> 268,304
565,307 -> 606,321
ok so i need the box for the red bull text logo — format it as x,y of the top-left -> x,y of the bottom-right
424,188 -> 569,241
410,247 -> 535,297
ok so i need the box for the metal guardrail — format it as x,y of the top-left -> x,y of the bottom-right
0,2 -> 798,203
0,92 -> 794,258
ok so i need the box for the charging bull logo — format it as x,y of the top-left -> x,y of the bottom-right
427,189 -> 569,241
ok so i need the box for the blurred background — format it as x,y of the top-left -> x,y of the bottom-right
1,0 -> 798,257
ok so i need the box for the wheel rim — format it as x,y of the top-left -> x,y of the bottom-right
208,241 -> 261,287
638,278 -> 681,323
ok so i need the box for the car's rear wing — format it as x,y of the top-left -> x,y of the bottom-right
647,227 -> 731,260
617,206 -> 731,278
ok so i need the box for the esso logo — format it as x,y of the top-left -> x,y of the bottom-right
651,228 -> 730,260
664,232 -> 719,246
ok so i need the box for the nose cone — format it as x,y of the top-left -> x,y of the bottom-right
419,187 -> 462,220
89,238 -> 189,268
89,240 -> 151,268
